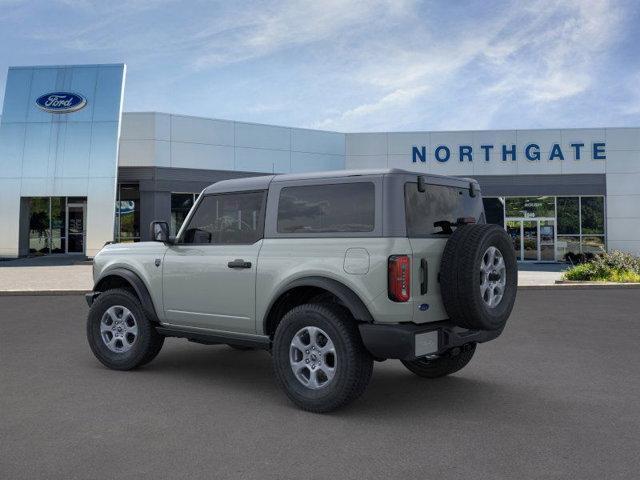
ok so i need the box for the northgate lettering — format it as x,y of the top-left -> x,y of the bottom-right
411,143 -> 606,163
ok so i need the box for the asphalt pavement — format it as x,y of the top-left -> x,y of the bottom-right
1,289 -> 639,480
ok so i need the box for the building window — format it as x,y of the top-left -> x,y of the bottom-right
115,184 -> 140,242
500,195 -> 606,261
26,196 -> 85,255
482,197 -> 505,226
50,197 -> 66,254
505,196 -> 555,218
581,197 -> 605,234
28,197 -> 51,255
171,193 -> 199,235
556,196 -> 606,258
557,197 -> 579,235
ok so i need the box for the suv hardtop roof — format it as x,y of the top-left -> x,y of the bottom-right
202,168 -> 477,195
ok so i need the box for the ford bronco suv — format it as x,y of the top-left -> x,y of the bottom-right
86,169 -> 517,412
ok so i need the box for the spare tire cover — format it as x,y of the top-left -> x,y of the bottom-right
439,224 -> 517,331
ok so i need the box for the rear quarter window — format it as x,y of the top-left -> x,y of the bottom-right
405,182 -> 483,236
277,182 -> 375,233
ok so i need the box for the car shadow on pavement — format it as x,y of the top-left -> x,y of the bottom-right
127,342 -> 524,418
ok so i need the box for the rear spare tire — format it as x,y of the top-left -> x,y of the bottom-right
440,224 -> 517,331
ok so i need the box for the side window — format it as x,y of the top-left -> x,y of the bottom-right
277,182 -> 375,233
181,191 -> 265,245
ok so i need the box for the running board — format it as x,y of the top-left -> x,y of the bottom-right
155,326 -> 271,350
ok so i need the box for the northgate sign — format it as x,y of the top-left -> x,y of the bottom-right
411,142 -> 606,163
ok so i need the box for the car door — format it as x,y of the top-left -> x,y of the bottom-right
162,190 -> 266,334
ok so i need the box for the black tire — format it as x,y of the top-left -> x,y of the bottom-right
401,343 -> 476,378
440,224 -> 517,331
272,303 -> 373,413
228,345 -> 255,351
86,288 -> 164,370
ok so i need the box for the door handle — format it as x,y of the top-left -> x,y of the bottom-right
228,259 -> 252,269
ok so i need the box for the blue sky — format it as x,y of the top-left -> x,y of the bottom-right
0,0 -> 638,131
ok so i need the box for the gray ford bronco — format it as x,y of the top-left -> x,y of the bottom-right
86,169 -> 517,412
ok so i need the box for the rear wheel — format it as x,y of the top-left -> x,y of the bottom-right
272,303 -> 373,413
401,344 -> 476,378
86,288 -> 164,370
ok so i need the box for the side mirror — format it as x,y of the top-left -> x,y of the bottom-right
150,221 -> 171,243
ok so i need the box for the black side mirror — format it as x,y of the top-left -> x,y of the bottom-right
150,221 -> 170,243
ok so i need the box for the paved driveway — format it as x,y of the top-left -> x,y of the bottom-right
1,289 -> 638,480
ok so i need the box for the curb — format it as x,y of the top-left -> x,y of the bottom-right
520,283 -> 640,290
0,290 -> 91,296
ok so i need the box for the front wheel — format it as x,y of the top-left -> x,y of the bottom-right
401,344 -> 476,378
86,288 -> 164,370
272,304 -> 373,413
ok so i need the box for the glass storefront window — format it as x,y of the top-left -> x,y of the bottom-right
581,197 -> 605,234
51,197 -> 66,254
505,196 -> 555,218
115,184 -> 140,242
557,197 -> 579,234
171,193 -> 198,235
505,221 -> 522,261
503,195 -> 606,261
582,236 -> 606,254
557,235 -> 581,259
29,198 -> 50,255
482,197 -> 505,226
26,196 -> 85,255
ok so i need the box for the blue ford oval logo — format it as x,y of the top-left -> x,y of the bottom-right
35,92 -> 87,114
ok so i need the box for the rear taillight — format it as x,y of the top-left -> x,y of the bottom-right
388,255 -> 410,302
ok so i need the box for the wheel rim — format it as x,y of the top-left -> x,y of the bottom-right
289,326 -> 337,390
100,305 -> 138,353
480,246 -> 506,308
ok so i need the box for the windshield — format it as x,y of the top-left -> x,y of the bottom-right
404,182 -> 483,237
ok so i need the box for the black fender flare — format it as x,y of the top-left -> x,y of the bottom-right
93,268 -> 159,322
262,276 -> 374,334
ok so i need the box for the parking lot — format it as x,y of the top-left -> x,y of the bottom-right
1,289 -> 639,480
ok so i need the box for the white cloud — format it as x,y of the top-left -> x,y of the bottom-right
314,0 -> 625,130
313,84 -> 428,130
482,0 -> 622,103
2,0 -> 631,130
191,0 -> 412,69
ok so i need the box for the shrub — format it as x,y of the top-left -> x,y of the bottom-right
563,252 -> 595,264
563,250 -> 640,282
594,250 -> 640,273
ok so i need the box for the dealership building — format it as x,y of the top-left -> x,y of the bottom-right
1,63 -> 639,260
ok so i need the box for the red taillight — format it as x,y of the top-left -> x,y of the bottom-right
388,255 -> 410,302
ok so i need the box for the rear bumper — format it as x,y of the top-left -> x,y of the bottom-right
358,321 -> 503,361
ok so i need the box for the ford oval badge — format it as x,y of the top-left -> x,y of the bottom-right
35,92 -> 87,114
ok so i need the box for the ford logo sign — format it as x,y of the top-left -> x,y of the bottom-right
35,92 -> 87,114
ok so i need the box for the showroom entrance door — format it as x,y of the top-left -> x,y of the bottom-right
506,218 -> 556,262
66,202 -> 86,254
